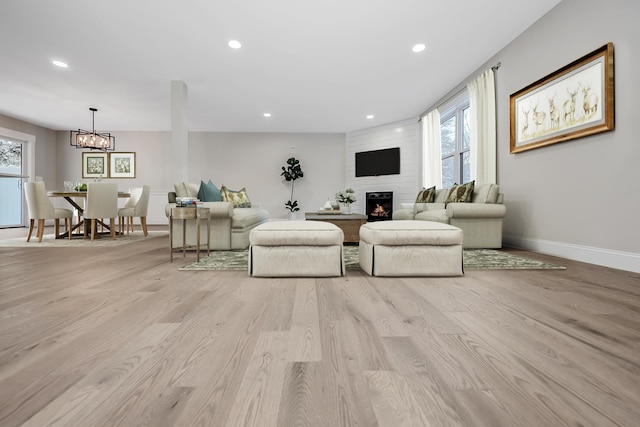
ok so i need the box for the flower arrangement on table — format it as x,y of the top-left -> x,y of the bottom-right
335,188 -> 356,205
335,188 -> 356,214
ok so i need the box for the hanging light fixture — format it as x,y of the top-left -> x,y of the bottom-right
70,107 -> 115,151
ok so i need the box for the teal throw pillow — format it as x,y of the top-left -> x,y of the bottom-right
198,180 -> 221,202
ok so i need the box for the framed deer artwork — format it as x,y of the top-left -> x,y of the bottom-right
510,42 -> 614,154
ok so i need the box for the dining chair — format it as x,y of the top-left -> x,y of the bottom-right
84,183 -> 118,240
24,182 -> 73,242
118,185 -> 150,236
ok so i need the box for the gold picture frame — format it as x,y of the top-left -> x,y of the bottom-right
510,42 -> 614,154
82,152 -> 108,178
108,152 -> 136,179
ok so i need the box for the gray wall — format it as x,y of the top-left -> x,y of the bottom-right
54,130 -> 345,223
420,0 -> 639,271
186,132 -> 345,220
1,115 -> 345,225
500,0 -> 639,270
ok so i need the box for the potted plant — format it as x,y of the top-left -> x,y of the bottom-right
335,188 -> 356,214
281,157 -> 304,218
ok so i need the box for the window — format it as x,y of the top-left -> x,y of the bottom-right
0,138 -> 25,227
440,94 -> 470,187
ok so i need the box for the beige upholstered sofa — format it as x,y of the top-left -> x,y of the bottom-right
392,183 -> 506,249
165,182 -> 269,250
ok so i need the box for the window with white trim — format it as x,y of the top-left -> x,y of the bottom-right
440,94 -> 470,187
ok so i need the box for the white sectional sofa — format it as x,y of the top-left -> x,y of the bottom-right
165,182 -> 269,250
392,183 -> 506,249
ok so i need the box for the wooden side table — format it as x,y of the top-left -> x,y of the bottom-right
304,212 -> 367,243
170,207 -> 210,262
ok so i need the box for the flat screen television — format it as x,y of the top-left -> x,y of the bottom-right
355,147 -> 400,177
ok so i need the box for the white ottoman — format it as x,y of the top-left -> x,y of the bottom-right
359,220 -> 463,277
249,221 -> 345,277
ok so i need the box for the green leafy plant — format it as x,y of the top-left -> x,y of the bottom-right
281,157 -> 304,212
335,188 -> 356,205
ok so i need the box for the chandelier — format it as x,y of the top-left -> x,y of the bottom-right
69,107 -> 115,151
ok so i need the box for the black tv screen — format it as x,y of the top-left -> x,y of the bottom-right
355,147 -> 400,177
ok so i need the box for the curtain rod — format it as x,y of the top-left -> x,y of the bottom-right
418,62 -> 501,119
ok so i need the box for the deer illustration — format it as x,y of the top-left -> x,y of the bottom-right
532,99 -> 546,131
563,84 -> 580,123
521,104 -> 531,136
582,84 -> 599,117
548,93 -> 560,129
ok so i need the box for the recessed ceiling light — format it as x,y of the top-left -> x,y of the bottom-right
52,60 -> 68,68
366,115 -> 374,119
263,113 -> 271,117
412,43 -> 426,53
228,40 -> 242,49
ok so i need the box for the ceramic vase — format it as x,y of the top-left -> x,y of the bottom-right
340,203 -> 352,215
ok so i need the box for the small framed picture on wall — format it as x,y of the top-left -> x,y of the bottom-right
82,152 -> 108,178
109,152 -> 136,179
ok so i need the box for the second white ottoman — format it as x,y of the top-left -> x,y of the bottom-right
249,220 -> 345,277
359,220 -> 463,277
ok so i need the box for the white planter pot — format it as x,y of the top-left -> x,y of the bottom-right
340,203 -> 352,215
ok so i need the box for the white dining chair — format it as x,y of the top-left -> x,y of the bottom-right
84,183 -> 118,240
24,182 -> 73,242
118,185 -> 150,236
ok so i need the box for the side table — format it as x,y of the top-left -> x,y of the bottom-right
304,212 -> 367,243
170,207 -> 210,262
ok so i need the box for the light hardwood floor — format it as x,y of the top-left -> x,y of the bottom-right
0,226 -> 639,426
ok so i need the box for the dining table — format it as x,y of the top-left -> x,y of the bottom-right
47,190 -> 131,239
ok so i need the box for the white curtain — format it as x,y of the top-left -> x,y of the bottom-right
467,68 -> 496,184
421,109 -> 441,188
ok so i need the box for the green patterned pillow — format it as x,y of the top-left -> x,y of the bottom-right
415,186 -> 436,203
445,181 -> 475,204
220,185 -> 252,208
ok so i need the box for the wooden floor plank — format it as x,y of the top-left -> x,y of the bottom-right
287,279 -> 322,362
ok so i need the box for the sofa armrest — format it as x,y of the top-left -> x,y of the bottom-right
446,203 -> 506,219
401,202 -> 415,210
199,201 -> 234,218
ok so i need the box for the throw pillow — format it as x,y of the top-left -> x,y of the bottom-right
415,186 -> 436,203
198,180 -> 222,202
220,185 -> 252,208
445,180 -> 475,204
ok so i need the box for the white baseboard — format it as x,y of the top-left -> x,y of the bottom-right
504,235 -> 640,274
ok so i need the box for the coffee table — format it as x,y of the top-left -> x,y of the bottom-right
304,212 -> 367,243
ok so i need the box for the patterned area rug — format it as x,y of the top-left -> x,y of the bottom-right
0,231 -> 167,248
179,246 -> 565,271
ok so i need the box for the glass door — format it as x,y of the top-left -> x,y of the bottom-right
0,138 -> 24,228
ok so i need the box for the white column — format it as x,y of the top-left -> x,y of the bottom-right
171,80 -> 188,183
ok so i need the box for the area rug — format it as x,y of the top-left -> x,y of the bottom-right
0,231 -> 168,248
179,246 -> 565,271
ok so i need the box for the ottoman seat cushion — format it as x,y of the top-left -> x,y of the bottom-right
359,220 -> 463,245
249,220 -> 343,246
359,220 -> 463,277
249,221 -> 344,277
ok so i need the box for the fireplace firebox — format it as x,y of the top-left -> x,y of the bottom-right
366,192 -> 393,222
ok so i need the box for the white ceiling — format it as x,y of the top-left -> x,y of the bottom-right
0,0 -> 562,133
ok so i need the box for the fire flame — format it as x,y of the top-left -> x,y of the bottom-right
371,204 -> 389,217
